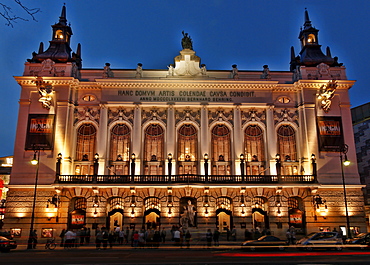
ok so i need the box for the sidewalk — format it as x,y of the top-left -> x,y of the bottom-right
15,239 -> 242,252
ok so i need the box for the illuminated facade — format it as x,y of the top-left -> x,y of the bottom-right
3,7 -> 367,240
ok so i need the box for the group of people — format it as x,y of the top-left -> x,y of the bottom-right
59,227 -> 91,248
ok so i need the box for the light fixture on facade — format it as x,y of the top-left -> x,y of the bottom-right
277,208 -> 282,217
205,208 -> 209,218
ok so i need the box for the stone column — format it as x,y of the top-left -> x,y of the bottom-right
266,105 -> 276,175
200,104 -> 209,175
96,104 -> 108,174
167,104 -> 175,174
132,104 -> 142,175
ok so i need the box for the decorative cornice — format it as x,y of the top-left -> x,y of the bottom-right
14,76 -> 77,86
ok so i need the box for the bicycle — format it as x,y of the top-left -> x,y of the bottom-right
45,238 -> 57,250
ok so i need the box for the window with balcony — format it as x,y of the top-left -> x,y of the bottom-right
277,125 -> 298,175
244,124 -> 265,175
109,124 -> 131,175
177,124 -> 198,175
75,123 -> 96,175
144,124 -> 164,175
211,124 -> 231,175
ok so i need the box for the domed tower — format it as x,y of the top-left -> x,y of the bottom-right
27,5 -> 82,72
290,9 -> 338,71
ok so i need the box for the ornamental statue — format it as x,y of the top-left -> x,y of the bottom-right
181,31 -> 193,50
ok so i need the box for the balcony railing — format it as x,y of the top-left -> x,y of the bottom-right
55,174 -> 316,184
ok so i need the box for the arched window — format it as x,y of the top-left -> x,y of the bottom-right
110,124 -> 131,161
177,124 -> 198,161
244,124 -> 265,162
211,124 -> 231,161
277,125 -> 297,161
144,124 -> 164,162
75,124 -> 96,161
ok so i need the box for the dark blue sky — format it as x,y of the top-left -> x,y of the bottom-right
0,0 -> 369,156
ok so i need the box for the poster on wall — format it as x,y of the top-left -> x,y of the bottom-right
25,114 -> 55,150
317,116 -> 344,152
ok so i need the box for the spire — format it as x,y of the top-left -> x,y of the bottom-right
303,8 -> 312,30
59,4 -> 67,26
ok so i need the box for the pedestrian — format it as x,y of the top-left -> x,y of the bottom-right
30,229 -> 38,249
153,230 -> 161,248
161,227 -> 166,243
95,229 -> 103,250
118,229 -> 124,245
286,229 -> 291,245
231,226 -> 237,241
185,230 -> 191,248
289,226 -> 296,245
244,229 -> 252,241
213,228 -> 220,246
101,228 -> 109,249
124,227 -> 129,244
206,229 -> 213,248
59,228 -> 66,247
85,228 -> 91,245
64,229 -> 74,249
173,228 -> 181,246
108,231 -> 115,248
133,231 -> 139,248
226,226 -> 230,241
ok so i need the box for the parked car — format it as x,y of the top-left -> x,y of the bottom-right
0,236 -> 17,252
345,233 -> 370,249
241,235 -> 288,251
297,232 -> 343,251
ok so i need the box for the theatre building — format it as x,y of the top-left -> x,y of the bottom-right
3,6 -> 367,240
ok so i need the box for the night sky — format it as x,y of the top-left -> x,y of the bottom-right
0,0 -> 369,156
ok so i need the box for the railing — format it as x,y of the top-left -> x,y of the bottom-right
55,174 -> 316,184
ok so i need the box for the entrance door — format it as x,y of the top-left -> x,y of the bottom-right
109,211 -> 123,230
217,211 -> 231,232
144,209 -> 160,229
252,208 -> 269,230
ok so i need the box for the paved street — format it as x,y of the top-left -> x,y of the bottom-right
1,243 -> 370,265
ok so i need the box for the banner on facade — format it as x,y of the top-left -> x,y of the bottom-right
317,116 -> 344,152
25,114 -> 55,150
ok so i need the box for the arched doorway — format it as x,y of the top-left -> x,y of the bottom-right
144,209 -> 161,230
252,208 -> 269,230
251,196 -> 269,230
107,209 -> 124,231
144,197 -> 161,229
216,209 -> 232,232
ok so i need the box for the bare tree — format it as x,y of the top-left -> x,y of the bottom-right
0,0 -> 40,27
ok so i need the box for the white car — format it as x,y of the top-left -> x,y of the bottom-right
297,232 -> 343,251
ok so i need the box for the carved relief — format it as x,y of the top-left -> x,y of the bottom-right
74,107 -> 100,125
33,77 -> 54,109
208,107 -> 234,126
108,107 -> 134,126
317,80 -> 337,113
241,108 -> 266,127
175,107 -> 200,126
141,107 -> 167,125
274,108 -> 298,126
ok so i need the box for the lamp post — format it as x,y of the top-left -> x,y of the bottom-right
204,153 -> 209,183
340,144 -> 351,239
240,154 -> 245,183
27,149 -> 40,249
275,154 -> 281,177
131,153 -> 136,183
168,153 -> 172,182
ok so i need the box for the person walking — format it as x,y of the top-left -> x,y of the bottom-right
160,227 -> 166,243
31,229 -> 38,249
213,228 -> 220,246
185,230 -> 191,248
59,229 -> 66,247
231,226 -> 237,241
206,229 -> 213,248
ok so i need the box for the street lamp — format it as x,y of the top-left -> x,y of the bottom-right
168,153 -> 172,182
27,149 -> 40,249
275,154 -> 281,177
131,153 -> 136,183
204,153 -> 209,182
340,144 -> 351,239
240,154 -> 245,183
